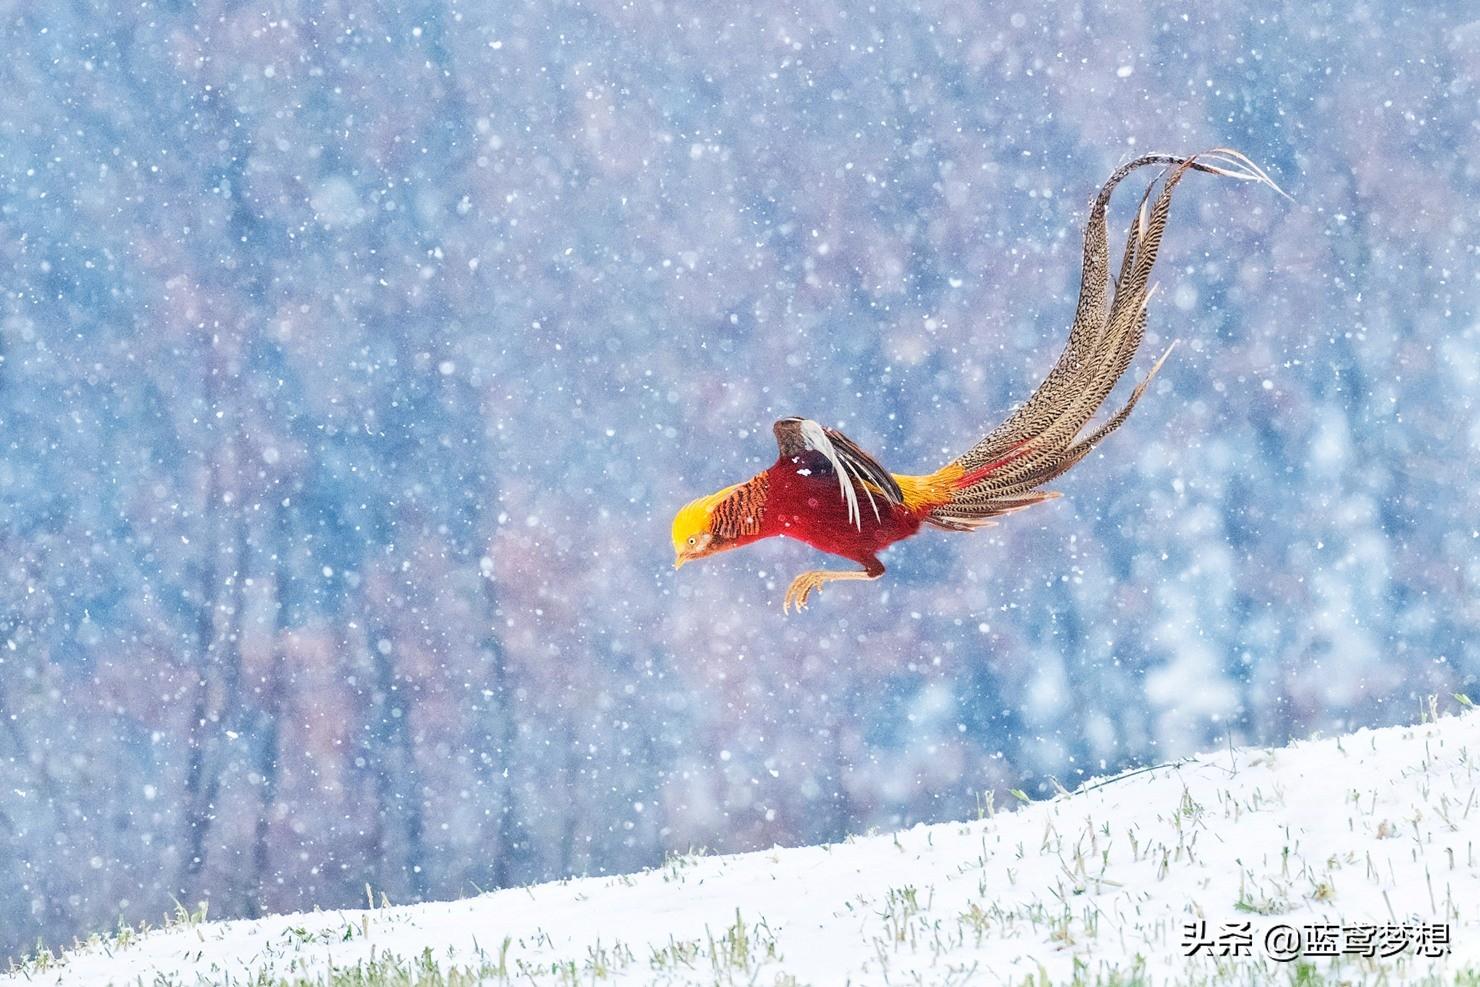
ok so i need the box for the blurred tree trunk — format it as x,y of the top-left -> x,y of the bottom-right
557,718 -> 582,879
478,573 -> 520,889
180,350 -> 253,903
179,405 -> 222,896
1048,578 -> 1093,770
197,510 -> 251,887
249,500 -> 293,918
365,617 -> 428,901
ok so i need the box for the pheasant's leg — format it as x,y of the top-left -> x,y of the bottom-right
783,558 -> 885,613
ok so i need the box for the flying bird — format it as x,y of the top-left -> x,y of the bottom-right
672,150 -> 1281,611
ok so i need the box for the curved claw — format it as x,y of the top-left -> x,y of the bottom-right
780,566 -> 883,614
782,572 -> 826,614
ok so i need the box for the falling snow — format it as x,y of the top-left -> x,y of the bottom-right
0,0 -> 1474,973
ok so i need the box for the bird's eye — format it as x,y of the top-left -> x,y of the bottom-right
687,537 -> 696,545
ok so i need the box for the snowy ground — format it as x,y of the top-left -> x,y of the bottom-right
7,709 -> 1479,986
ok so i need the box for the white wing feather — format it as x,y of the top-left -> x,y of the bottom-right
798,418 -> 863,530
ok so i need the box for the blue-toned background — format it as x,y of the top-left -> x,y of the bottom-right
0,0 -> 1473,957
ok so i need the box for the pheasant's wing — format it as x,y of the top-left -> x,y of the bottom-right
773,417 -> 904,530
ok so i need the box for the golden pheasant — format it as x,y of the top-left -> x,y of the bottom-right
672,150 -> 1280,611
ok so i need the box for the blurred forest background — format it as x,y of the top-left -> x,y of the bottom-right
1,0 -> 1475,959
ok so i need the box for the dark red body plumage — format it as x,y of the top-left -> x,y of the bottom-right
759,459 -> 922,574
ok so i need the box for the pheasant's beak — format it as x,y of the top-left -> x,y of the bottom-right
673,553 -> 688,570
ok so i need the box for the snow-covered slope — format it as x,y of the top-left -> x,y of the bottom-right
9,711 -> 1479,986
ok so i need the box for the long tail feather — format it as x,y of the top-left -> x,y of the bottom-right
925,149 -> 1277,529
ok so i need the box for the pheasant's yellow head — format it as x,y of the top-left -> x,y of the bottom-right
671,483 -> 741,568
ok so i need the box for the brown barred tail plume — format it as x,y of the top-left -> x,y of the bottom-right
925,149 -> 1283,532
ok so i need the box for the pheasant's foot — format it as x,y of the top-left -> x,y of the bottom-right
781,567 -> 882,614
783,571 -> 827,613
